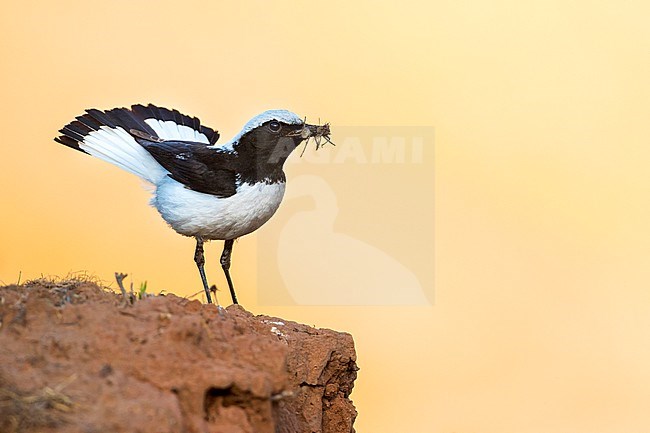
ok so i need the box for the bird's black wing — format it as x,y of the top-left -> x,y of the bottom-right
137,138 -> 237,197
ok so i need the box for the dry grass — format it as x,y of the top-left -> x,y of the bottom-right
22,271 -> 104,289
0,374 -> 75,433
4,272 -> 162,307
18,272 -> 106,306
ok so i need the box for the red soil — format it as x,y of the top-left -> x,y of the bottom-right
0,280 -> 357,433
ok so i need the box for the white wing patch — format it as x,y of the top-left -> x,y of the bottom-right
144,118 -> 210,143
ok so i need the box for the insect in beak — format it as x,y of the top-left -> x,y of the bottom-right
295,121 -> 335,157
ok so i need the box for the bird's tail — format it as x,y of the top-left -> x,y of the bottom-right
55,104 -> 220,185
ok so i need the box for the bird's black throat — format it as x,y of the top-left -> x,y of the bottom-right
233,133 -> 303,185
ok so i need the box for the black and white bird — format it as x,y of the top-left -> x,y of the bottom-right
55,104 -> 331,305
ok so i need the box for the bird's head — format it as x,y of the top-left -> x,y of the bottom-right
234,110 -> 333,167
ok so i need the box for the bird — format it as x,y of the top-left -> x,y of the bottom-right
55,104 -> 331,305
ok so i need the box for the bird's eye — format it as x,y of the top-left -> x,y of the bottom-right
268,121 -> 281,132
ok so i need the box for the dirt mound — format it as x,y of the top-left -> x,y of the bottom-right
0,280 -> 357,433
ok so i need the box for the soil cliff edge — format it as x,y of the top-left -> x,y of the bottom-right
0,280 -> 358,433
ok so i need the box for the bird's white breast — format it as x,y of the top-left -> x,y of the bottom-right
152,177 -> 286,240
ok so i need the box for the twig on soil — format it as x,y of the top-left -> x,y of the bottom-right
186,289 -> 204,299
114,273 -> 128,300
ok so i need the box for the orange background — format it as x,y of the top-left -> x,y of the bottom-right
2,1 -> 650,432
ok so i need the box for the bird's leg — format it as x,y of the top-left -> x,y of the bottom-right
194,237 -> 215,304
220,239 -> 238,304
